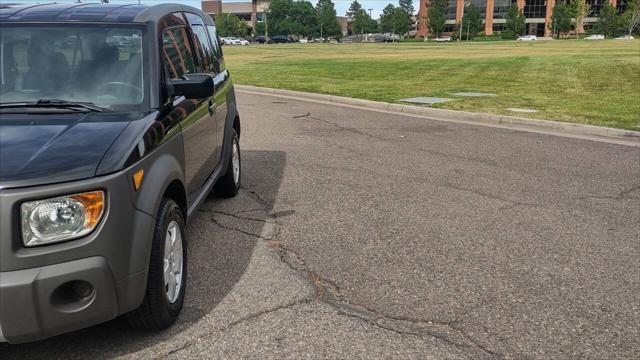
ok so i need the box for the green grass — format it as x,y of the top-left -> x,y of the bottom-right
223,40 -> 640,130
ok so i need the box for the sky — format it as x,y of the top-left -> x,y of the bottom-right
15,0 -> 420,19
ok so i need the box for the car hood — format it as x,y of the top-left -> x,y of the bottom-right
0,112 -> 143,189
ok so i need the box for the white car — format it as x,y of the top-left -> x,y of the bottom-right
224,37 -> 248,45
434,36 -> 452,42
615,35 -> 635,40
585,34 -> 605,40
517,35 -> 537,41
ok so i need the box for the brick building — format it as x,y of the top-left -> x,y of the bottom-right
417,0 -> 630,37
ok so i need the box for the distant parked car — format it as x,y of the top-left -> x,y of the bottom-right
271,35 -> 291,43
255,36 -> 272,44
374,35 -> 399,43
615,35 -> 634,40
223,37 -> 240,45
585,34 -> 605,40
299,38 -> 309,43
434,36 -> 452,42
517,35 -> 537,41
224,37 -> 248,45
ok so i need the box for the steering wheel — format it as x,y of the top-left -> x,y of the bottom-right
96,81 -> 143,94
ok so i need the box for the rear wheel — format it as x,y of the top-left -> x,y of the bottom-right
127,198 -> 187,330
214,130 -> 241,198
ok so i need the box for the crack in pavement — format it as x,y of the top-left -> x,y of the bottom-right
221,299 -> 313,333
204,187 -> 505,358
443,182 -> 540,209
576,183 -> 640,201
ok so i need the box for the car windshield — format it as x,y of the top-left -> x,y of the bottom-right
0,25 -> 145,111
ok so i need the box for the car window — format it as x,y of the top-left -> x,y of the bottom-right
162,27 -> 196,80
206,25 -> 224,69
0,25 -> 144,109
190,24 -> 216,74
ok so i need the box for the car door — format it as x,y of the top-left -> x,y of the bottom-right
186,13 -> 226,169
160,13 -> 217,201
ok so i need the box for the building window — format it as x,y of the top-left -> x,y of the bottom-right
469,0 -> 488,18
448,0 -> 457,20
616,0 -> 628,13
493,23 -> 506,32
494,0 -> 516,19
587,0 -> 604,16
524,0 -> 547,18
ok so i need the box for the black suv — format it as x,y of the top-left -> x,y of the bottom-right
0,3 -> 241,343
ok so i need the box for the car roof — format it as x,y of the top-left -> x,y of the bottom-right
0,2 -> 214,25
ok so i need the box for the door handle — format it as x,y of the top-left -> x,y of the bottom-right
208,100 -> 216,115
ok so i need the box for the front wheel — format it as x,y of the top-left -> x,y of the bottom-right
214,129 -> 241,198
127,198 -> 187,330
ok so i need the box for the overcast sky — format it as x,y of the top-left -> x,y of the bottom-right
16,0 -> 420,19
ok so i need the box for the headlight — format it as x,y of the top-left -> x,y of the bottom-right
21,191 -> 106,247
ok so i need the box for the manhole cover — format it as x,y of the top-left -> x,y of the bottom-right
506,108 -> 539,113
400,97 -> 455,105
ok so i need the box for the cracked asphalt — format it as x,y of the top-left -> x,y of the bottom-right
2,92 -> 639,359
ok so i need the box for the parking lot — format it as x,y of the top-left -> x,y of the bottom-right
1,91 -> 638,359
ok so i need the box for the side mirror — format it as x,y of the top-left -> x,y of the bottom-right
168,73 -> 214,99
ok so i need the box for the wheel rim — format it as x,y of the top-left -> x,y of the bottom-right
164,221 -> 183,303
232,139 -> 240,185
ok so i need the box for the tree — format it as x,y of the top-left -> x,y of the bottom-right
399,0 -> 415,16
215,13 -> 250,37
593,2 -> 618,38
457,4 -> 483,40
427,0 -> 448,38
316,0 -> 342,38
255,21 -> 266,36
267,0 -> 317,37
380,4 -> 412,35
620,0 -> 640,36
504,4 -> 527,37
346,0 -> 362,21
352,8 -> 377,35
550,3 -> 573,38
571,0 -> 590,35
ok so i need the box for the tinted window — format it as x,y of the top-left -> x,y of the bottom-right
162,27 -> 196,80
206,25 -> 224,66
190,25 -> 215,73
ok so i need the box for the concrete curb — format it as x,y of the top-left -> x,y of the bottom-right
236,85 -> 640,147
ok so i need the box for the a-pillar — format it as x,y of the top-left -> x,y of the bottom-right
418,0 -> 429,37
485,0 -> 495,35
544,0 -> 555,37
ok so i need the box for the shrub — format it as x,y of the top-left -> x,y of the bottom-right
501,30 -> 517,39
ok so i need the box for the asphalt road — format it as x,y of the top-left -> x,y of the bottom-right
2,92 -> 639,359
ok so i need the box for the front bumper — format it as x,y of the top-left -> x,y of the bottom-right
0,257 -> 118,343
0,170 -> 155,343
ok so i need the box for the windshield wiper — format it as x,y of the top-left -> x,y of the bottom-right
0,99 -> 107,112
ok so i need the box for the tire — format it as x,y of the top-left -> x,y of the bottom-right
127,198 -> 187,330
214,129 -> 241,198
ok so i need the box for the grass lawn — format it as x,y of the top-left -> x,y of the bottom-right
223,40 -> 640,130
